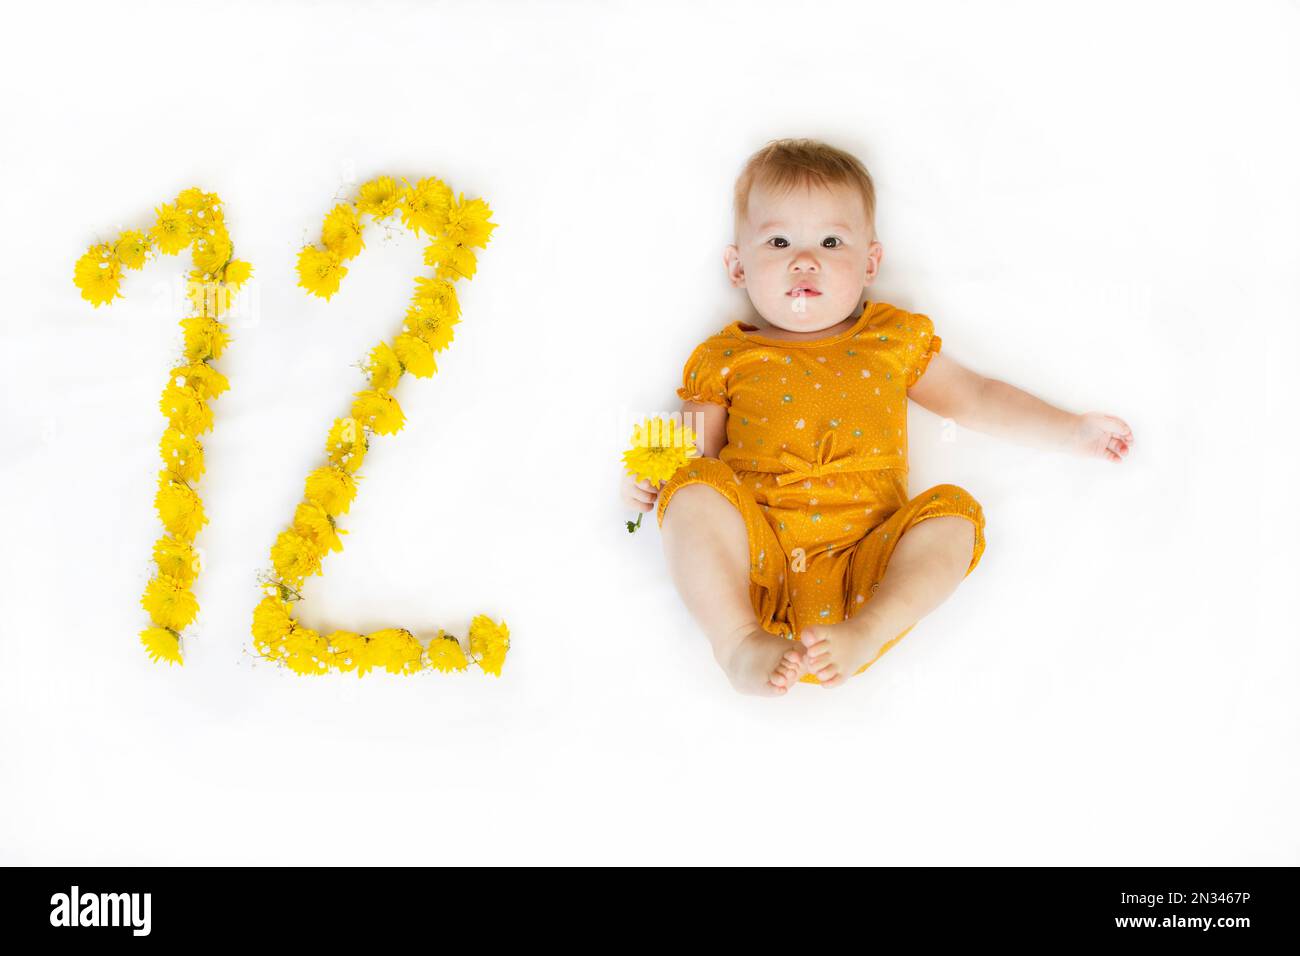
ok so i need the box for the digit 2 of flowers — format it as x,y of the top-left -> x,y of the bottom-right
73,187 -> 253,667
252,175 -> 509,678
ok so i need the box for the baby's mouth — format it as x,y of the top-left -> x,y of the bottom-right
787,286 -> 822,298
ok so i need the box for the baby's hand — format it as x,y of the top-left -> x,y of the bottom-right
1068,411 -> 1133,463
622,473 -> 663,513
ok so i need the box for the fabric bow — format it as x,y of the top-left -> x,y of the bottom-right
774,429 -> 899,486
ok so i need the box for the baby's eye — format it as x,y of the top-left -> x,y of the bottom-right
822,237 -> 842,248
768,237 -> 789,248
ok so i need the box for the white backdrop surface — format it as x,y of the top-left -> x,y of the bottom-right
1,0 -> 1296,864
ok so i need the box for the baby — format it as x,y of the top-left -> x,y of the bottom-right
623,138 -> 1134,696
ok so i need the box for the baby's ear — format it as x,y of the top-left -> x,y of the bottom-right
723,244 -> 745,286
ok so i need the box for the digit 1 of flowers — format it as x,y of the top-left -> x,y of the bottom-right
74,187 -> 251,666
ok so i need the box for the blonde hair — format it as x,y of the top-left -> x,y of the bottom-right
733,138 -> 877,241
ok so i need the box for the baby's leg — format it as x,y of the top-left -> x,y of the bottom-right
660,483 -> 804,696
803,515 -> 977,687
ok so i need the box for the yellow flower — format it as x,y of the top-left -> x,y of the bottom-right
168,362 -> 229,401
141,573 -> 199,631
160,426 -> 205,482
175,187 -> 217,211
140,626 -> 183,665
402,308 -> 459,354
271,528 -> 322,584
155,471 -> 207,540
325,630 -> 371,675
251,596 -> 295,657
283,625 -> 331,676
159,381 -> 214,436
443,194 -> 497,249
297,246 -> 347,299
153,535 -> 201,586
180,315 -> 231,362
324,417 -> 367,474
150,203 -> 193,255
365,341 -> 403,391
469,615 -> 510,676
622,416 -> 699,485
304,465 -> 357,516
400,176 -> 454,236
114,230 -> 149,269
392,332 -> 437,378
351,388 -> 405,436
223,259 -> 253,288
410,276 -> 461,321
426,630 -> 469,673
356,176 -> 402,219
293,500 -> 343,555
321,204 -> 365,260
191,229 -> 232,275
367,628 -> 424,675
423,234 -> 478,281
73,244 -> 122,307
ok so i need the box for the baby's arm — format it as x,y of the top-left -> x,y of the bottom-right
908,352 -> 1134,462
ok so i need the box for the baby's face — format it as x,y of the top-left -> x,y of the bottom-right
725,180 -> 882,332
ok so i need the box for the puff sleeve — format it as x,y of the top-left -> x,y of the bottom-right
902,310 -> 943,388
675,339 -> 730,406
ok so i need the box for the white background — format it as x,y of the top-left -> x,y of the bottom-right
1,0 -> 1296,864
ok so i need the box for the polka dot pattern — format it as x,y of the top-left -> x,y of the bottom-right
662,301 -> 986,686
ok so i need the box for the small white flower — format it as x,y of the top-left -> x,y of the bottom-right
794,418 -> 805,429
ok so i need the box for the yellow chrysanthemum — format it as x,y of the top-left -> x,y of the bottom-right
191,229 -> 232,275
469,615 -> 510,677
140,626 -> 183,665
155,471 -> 207,540
160,426 -> 205,483
351,388 -> 405,436
400,176 -> 454,236
153,535 -> 201,586
293,500 -> 343,555
321,204 -> 365,260
159,381 -> 214,436
622,416 -> 699,485
304,465 -> 357,516
223,259 -> 253,288
410,276 -> 461,321
271,528 -> 322,585
367,628 -> 424,675
73,244 -> 122,307
356,175 -> 402,219
184,274 -> 232,318
325,630 -> 372,676
297,245 -> 347,299
324,417 -> 367,474
141,573 -> 199,632
426,630 -> 469,673
283,625 -> 331,676
150,203 -> 193,255
443,194 -> 497,249
251,595 -> 295,656
180,315 -> 231,362
402,308 -> 459,354
365,341 -> 403,392
169,362 -> 229,401
114,230 -> 149,269
423,234 -> 478,282
391,332 -> 437,378
175,187 -> 217,211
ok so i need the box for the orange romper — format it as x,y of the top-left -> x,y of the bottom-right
656,300 -> 987,684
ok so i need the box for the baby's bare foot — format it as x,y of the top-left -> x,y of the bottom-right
721,626 -> 807,696
799,611 -> 888,689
